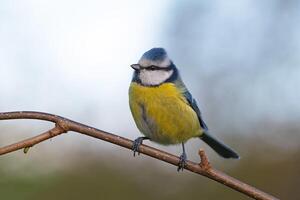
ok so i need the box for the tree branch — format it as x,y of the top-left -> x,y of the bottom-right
0,111 -> 279,200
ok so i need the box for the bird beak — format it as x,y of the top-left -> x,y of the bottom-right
131,64 -> 140,70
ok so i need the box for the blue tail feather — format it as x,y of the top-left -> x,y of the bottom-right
200,132 -> 239,159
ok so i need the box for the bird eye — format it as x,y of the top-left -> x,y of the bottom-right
148,65 -> 157,70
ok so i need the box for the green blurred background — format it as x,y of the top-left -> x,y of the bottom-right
1,0 -> 299,200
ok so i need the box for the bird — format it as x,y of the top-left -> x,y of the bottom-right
128,48 -> 239,171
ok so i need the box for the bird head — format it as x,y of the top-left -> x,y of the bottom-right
131,48 -> 176,86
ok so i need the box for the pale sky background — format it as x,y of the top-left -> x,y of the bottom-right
0,0 -> 172,136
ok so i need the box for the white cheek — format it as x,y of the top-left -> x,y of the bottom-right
139,70 -> 173,85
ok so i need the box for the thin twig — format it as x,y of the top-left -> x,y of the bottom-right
198,149 -> 211,170
0,111 -> 279,200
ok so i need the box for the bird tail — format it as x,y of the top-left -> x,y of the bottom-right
200,132 -> 239,159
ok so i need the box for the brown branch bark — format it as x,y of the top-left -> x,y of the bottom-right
0,111 -> 279,200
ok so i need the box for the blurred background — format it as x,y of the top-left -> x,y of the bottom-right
0,0 -> 299,199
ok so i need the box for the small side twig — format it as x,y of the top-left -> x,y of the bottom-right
0,125 -> 66,155
0,111 -> 279,200
199,149 -> 211,170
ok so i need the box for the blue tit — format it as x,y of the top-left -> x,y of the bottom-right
129,48 -> 239,171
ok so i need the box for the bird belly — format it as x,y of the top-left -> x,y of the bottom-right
129,82 -> 202,144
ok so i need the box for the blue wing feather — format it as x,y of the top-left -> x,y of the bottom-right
183,90 -> 208,131
171,67 -> 208,131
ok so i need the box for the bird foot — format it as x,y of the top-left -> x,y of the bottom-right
132,137 -> 147,156
177,152 -> 187,171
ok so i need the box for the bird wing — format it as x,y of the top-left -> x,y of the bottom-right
181,87 -> 209,131
171,71 -> 208,131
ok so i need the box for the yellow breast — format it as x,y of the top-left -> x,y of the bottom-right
129,82 -> 202,144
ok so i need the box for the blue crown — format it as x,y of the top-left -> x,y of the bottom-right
141,48 -> 167,61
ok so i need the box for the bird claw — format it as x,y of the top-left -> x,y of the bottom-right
132,137 -> 145,156
177,152 -> 187,171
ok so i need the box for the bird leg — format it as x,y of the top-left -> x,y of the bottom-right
177,143 -> 187,171
132,137 -> 149,156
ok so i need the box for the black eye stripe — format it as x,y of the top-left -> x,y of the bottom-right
138,64 -> 172,71
147,65 -> 160,70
